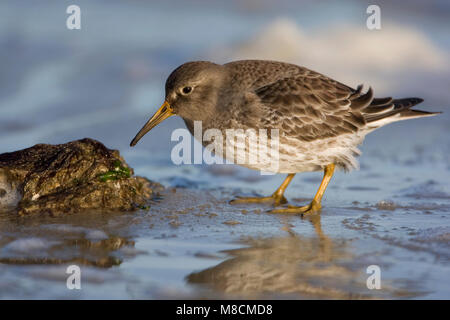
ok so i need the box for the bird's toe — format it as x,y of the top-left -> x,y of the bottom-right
267,201 -> 321,215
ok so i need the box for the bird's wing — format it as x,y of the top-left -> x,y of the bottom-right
253,72 -> 372,142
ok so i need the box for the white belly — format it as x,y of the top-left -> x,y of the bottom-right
218,132 -> 364,173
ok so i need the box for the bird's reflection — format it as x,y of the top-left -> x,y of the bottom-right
187,214 -> 410,299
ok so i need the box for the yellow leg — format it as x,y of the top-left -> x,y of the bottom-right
269,164 -> 335,215
230,174 -> 295,206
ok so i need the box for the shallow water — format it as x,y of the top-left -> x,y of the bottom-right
0,0 -> 449,299
1,121 -> 449,299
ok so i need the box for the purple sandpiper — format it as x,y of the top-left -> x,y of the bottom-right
130,60 -> 439,214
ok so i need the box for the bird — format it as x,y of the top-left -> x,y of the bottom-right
130,60 -> 439,214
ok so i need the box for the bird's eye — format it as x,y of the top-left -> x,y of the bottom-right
182,86 -> 193,95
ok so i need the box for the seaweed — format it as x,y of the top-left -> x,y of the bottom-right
98,160 -> 131,182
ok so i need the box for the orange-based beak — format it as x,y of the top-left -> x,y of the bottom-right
130,101 -> 174,146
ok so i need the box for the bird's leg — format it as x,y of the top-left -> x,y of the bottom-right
230,174 -> 295,206
269,164 -> 335,215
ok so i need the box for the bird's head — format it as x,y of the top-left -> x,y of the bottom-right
130,61 -> 225,146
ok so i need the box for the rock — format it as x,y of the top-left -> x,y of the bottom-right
0,138 -> 163,216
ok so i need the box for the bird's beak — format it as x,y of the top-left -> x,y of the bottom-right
130,101 -> 174,146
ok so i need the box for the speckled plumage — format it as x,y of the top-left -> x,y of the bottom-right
129,59 -> 440,213
163,60 -> 436,173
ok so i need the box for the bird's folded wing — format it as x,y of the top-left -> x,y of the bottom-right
254,73 -> 370,142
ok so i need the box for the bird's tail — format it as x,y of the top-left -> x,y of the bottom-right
361,95 -> 440,127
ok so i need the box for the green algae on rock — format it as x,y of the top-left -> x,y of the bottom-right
0,138 -> 163,216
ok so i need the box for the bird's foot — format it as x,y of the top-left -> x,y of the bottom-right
229,193 -> 287,206
267,200 -> 321,215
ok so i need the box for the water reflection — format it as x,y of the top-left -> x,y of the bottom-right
187,214 -> 412,299
0,209 -> 137,269
0,236 -> 133,268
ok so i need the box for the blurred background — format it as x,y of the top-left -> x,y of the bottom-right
0,0 -> 449,299
1,0 -> 448,158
